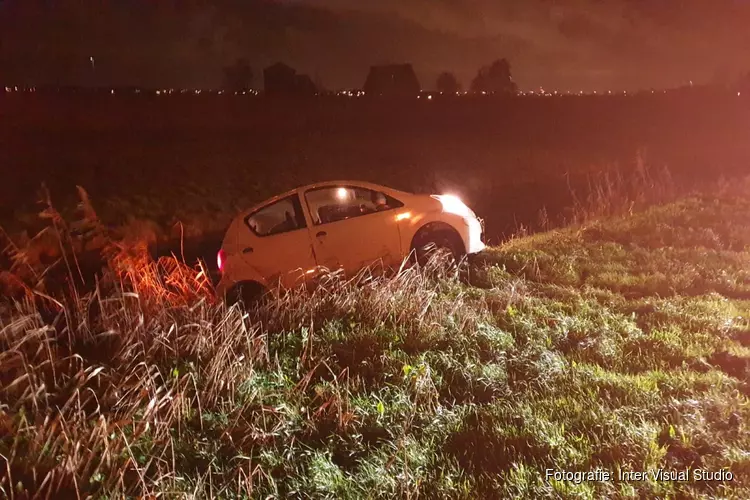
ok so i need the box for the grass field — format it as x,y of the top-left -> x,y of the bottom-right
2,92 -> 750,498
2,180 -> 750,498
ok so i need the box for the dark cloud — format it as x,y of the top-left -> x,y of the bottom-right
309,0 -> 750,88
557,13 -> 610,41
0,0 -> 748,90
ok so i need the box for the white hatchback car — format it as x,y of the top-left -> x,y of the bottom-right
216,180 -> 485,303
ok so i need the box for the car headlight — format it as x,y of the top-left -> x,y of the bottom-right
431,194 -> 475,218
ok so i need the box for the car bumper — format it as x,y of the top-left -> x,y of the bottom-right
466,216 -> 486,254
215,276 -> 234,300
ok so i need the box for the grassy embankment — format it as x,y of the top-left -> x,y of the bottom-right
2,181 -> 750,498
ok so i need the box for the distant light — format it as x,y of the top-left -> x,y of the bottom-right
156,90 -> 161,95
111,89 -> 114,95
427,94 -> 433,100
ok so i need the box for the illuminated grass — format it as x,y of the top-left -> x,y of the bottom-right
2,190 -> 750,498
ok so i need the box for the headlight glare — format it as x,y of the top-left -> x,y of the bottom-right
432,194 -> 474,218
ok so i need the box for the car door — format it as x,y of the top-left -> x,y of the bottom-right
240,192 -> 317,288
303,185 -> 404,274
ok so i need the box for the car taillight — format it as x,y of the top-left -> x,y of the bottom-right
217,249 -> 225,273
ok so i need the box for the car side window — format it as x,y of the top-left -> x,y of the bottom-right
304,186 -> 404,226
245,194 -> 307,236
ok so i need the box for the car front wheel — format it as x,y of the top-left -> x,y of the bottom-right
413,231 -> 465,268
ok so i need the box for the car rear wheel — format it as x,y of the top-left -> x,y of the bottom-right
226,281 -> 266,309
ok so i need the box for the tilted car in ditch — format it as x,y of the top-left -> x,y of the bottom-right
216,180 -> 485,303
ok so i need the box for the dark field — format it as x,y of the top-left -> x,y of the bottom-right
2,91 -> 749,251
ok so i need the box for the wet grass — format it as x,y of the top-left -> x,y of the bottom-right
2,183 -> 750,498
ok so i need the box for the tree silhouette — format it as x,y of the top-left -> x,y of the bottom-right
313,74 -> 327,94
364,64 -> 421,97
739,72 -> 750,93
436,71 -> 461,94
470,59 -> 518,95
223,58 -> 254,93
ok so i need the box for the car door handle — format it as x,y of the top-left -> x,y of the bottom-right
243,247 -> 253,254
316,231 -> 327,238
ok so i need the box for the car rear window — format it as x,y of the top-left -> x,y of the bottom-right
244,194 -> 307,236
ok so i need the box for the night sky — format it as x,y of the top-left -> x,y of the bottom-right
1,0 -> 749,91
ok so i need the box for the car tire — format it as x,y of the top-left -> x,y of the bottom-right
413,231 -> 465,268
226,281 -> 266,309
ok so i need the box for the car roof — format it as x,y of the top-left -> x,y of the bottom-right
240,180 -> 415,216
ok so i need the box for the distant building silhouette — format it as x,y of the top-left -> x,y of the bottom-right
263,62 -> 317,97
363,64 -> 421,97
294,74 -> 317,96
